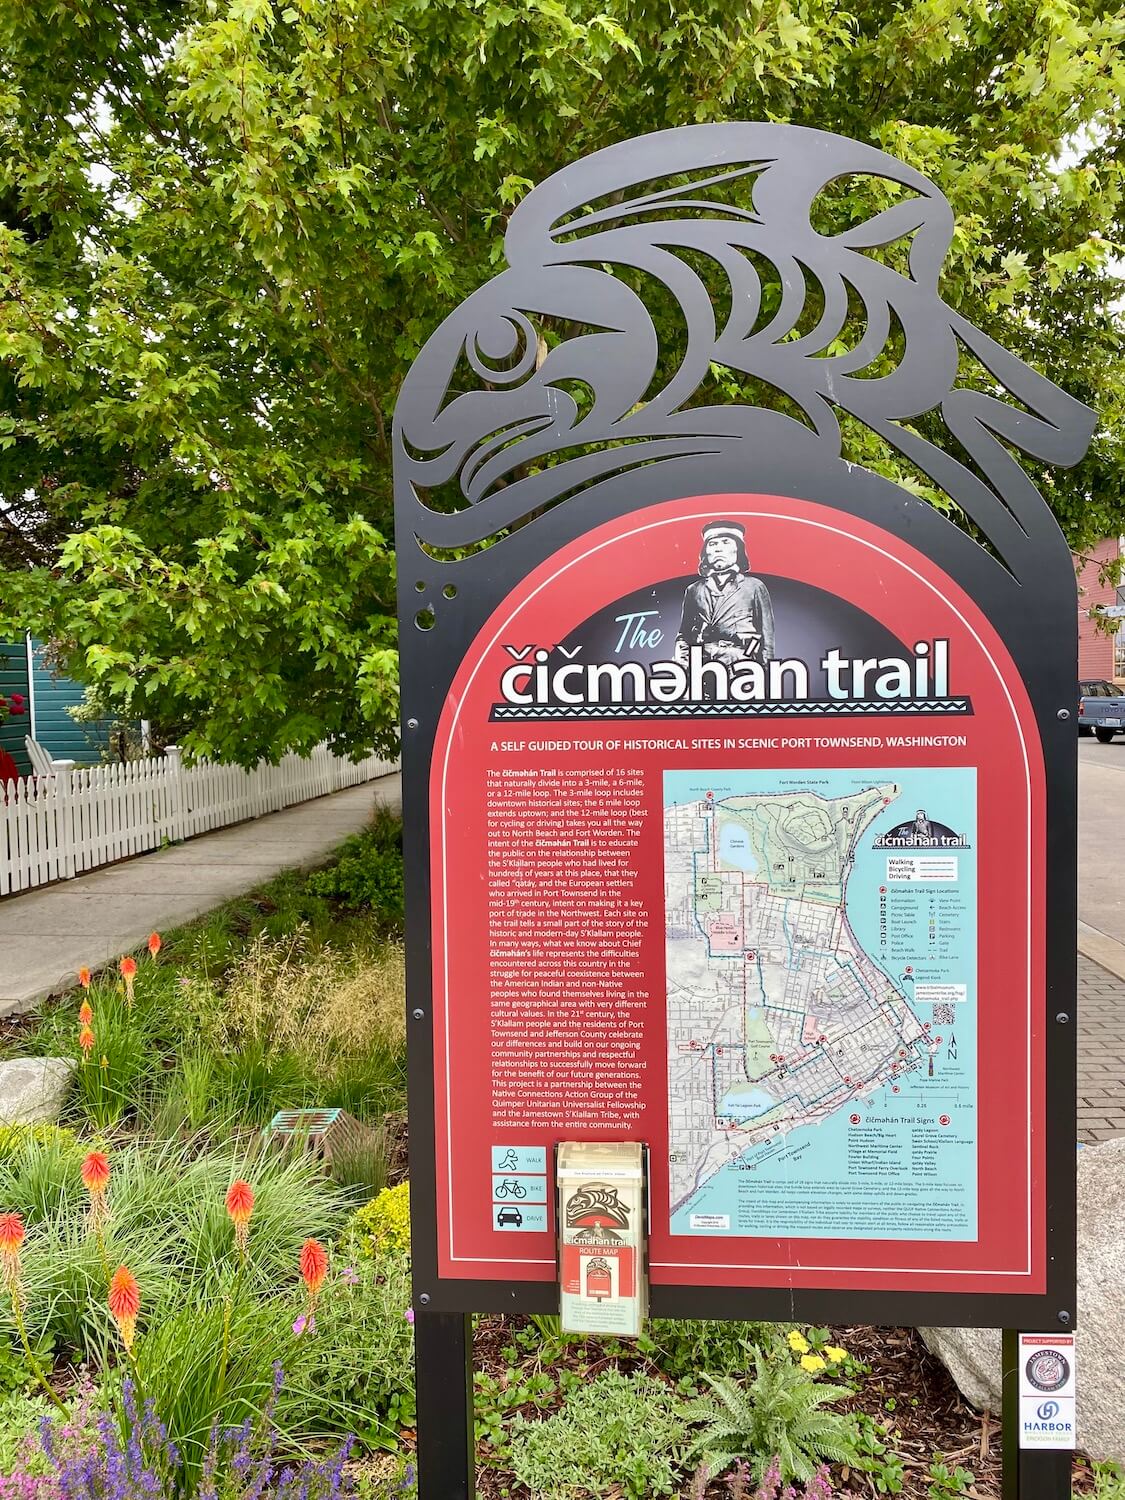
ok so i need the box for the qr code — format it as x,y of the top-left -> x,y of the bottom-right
931,1002 -> 955,1026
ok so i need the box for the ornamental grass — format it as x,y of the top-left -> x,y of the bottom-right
4,1139 -> 347,1364
182,934 -> 406,1066
0,1141 -> 404,1495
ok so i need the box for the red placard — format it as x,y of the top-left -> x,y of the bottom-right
430,494 -> 1045,1295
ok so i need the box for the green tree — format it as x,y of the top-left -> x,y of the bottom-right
0,0 -> 1122,761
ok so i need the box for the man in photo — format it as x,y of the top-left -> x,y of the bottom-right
675,520 -> 775,667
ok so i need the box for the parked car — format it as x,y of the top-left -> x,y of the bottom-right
1078,680 -> 1125,742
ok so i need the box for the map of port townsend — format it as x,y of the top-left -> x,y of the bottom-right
664,769 -> 976,1239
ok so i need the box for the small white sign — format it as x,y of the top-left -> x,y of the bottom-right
914,983 -> 968,1004
690,1213 -> 730,1230
1018,1333 -> 1076,1450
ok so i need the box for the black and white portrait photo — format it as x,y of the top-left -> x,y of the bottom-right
674,520 -> 776,668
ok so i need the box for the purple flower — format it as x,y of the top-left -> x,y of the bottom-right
404,1307 -> 415,1325
339,1266 -> 359,1285
201,1377 -> 357,1499
35,1378 -> 182,1500
292,1312 -> 316,1336
804,1468 -> 834,1500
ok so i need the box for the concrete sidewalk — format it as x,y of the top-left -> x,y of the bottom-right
1073,747 -> 1125,1142
0,774 -> 401,1012
1078,744 -> 1125,981
1078,954 -> 1125,1145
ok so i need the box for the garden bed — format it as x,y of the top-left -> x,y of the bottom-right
0,810 -> 1113,1500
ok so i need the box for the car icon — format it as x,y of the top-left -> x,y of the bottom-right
496,1205 -> 523,1228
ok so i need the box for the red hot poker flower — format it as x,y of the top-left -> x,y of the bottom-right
108,1265 -> 140,1352
78,1000 -> 93,1026
225,1180 -> 255,1260
0,1212 -> 25,1295
77,968 -> 91,990
78,1024 -> 95,1057
225,1180 -> 254,1224
0,1214 -> 25,1255
81,1151 -> 110,1195
299,1238 -> 328,1299
147,933 -> 161,959
82,1151 -> 111,1232
119,955 -> 137,1007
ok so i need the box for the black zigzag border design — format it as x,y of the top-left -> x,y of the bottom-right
488,697 -> 973,722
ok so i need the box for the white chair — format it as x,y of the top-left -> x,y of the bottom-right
24,736 -> 75,775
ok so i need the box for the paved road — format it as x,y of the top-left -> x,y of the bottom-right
0,775 -> 401,1012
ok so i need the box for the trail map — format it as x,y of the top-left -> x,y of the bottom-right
665,769 -> 977,1242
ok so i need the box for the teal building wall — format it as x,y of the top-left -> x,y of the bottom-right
1,638 -> 115,770
0,641 -> 31,773
29,641 -> 114,764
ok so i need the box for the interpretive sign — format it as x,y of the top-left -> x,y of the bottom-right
429,497 -> 1030,1300
394,123 -> 1095,1498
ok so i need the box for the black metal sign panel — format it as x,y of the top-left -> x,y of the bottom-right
394,123 -> 1093,1334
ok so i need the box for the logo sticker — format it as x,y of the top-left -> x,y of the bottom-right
1025,1350 -> 1070,1393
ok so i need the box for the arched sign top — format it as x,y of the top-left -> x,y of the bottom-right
395,122 -> 1095,581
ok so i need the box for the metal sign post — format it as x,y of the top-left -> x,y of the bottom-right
394,123 -> 1094,1500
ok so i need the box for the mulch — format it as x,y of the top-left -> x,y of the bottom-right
830,1325 -> 1001,1498
461,1316 -> 1099,1500
0,1006 -> 42,1052
383,1110 -> 410,1187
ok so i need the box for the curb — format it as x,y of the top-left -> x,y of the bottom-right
1077,921 -> 1125,984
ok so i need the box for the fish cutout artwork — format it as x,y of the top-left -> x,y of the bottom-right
395,123 -> 1094,586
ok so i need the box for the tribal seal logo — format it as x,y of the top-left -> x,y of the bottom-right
1026,1350 -> 1070,1393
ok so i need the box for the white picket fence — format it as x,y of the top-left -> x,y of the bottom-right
0,743 -> 400,897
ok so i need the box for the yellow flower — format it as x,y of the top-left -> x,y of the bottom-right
800,1353 -> 827,1374
787,1330 -> 810,1354
824,1345 -> 848,1363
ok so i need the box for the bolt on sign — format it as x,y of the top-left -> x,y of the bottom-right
394,124 -> 1094,1500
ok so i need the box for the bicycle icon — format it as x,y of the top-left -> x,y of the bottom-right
494,1178 -> 527,1199
497,1150 -> 520,1172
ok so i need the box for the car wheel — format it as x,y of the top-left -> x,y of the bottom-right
1096,727 -> 1116,743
